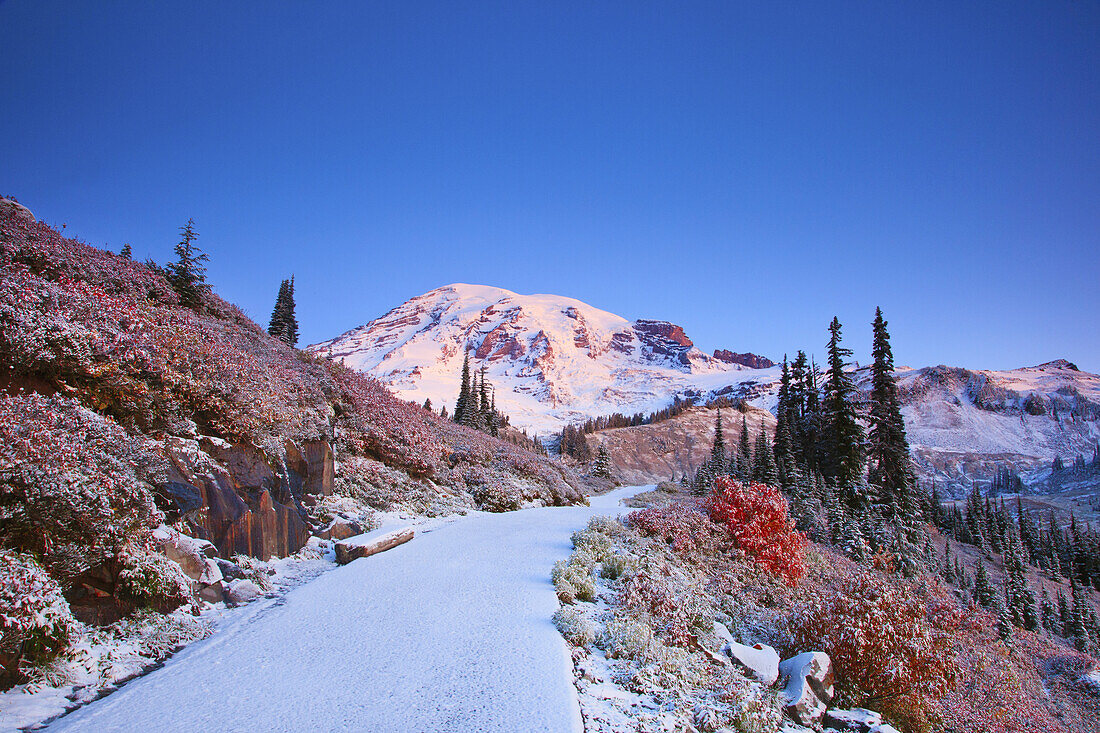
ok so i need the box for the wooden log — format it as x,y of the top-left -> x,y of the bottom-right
335,528 -> 414,565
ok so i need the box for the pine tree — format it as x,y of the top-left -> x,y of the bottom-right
737,416 -> 752,480
591,445 -> 613,479
710,408 -> 726,467
267,278 -> 300,346
423,398 -> 432,411
119,243 -> 132,259
167,218 -> 209,309
752,430 -> 778,485
453,349 -> 472,424
821,317 -> 865,499
867,308 -> 915,518
974,559 -> 995,608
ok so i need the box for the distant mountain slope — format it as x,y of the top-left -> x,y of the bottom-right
313,285 -> 1100,493
308,284 -> 775,434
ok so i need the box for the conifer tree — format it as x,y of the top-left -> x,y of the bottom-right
737,416 -> 752,480
974,558 -> 994,607
710,408 -> 726,467
591,445 -> 613,479
821,317 -> 865,499
453,349 -> 472,424
423,398 -> 432,411
752,430 -> 778,485
266,277 -> 300,346
120,243 -> 132,259
167,218 -> 209,309
867,308 -> 915,517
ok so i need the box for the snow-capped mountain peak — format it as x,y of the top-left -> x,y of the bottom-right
308,284 -> 775,432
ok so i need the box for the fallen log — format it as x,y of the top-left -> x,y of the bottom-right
335,528 -> 414,565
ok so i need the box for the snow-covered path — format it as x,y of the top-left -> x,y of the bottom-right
47,486 -> 647,733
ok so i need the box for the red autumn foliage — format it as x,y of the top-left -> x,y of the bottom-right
707,477 -> 806,584
628,501 -> 725,558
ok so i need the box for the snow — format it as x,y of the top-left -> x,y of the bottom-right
39,486 -> 650,733
722,639 -> 780,685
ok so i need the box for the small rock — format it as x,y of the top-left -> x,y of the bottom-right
779,652 -> 834,726
216,558 -> 245,581
824,708 -> 901,733
226,579 -> 264,604
722,640 -> 780,685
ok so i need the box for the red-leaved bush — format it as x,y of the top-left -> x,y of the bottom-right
707,477 -> 806,584
792,568 -> 962,732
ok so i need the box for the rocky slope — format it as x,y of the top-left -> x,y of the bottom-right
315,285 -> 1100,494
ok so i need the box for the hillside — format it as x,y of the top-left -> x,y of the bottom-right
0,198 -> 587,688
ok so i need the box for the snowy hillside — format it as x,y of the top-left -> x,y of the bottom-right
308,284 -> 777,434
311,286 -> 1100,492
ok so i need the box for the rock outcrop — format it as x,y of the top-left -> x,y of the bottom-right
712,349 -> 775,369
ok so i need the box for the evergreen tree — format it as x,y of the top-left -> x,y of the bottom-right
710,408 -> 726,467
591,445 -> 613,479
752,429 -> 778,485
423,398 -> 432,411
867,308 -> 915,518
119,243 -> 132,259
974,558 -> 995,607
453,349 -> 472,424
737,416 -> 752,480
267,277 -> 300,346
821,317 -> 865,499
167,218 -> 209,309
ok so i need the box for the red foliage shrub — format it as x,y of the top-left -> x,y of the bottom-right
707,478 -> 806,584
792,567 -> 961,731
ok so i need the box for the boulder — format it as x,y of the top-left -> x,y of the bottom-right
154,527 -> 222,585
824,708 -> 901,733
199,580 -> 227,604
215,558 -> 245,581
319,517 -> 362,541
779,652 -> 834,727
226,579 -> 264,605
722,640 -> 780,685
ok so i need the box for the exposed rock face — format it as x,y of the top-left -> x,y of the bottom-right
712,349 -> 775,369
632,320 -> 694,369
162,437 -> 333,560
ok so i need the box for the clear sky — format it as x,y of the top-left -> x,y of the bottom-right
2,1 -> 1098,372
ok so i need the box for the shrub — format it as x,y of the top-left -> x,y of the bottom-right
115,544 -> 193,612
620,560 -> 713,647
791,568 -> 961,730
600,553 -> 634,580
571,528 -> 612,560
599,615 -> 655,660
707,478 -> 806,584
629,501 -> 723,558
0,394 -> 163,585
0,550 -> 76,687
553,606 -> 596,648
553,559 -> 596,603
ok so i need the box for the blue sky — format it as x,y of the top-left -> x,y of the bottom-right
2,1 -> 1098,371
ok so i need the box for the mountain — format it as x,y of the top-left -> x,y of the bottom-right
308,284 -> 776,435
312,285 -> 1100,494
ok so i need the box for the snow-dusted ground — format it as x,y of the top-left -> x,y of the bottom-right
41,487 -> 648,733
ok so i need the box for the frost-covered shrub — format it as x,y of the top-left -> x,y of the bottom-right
571,528 -> 612,560
629,501 -> 725,559
600,552 -> 634,580
553,560 -> 596,603
707,478 -> 806,584
600,615 -> 655,660
230,554 -> 275,592
553,606 -> 596,648
0,551 -> 77,688
468,480 -> 522,512
116,545 -> 193,612
0,394 -> 163,586
621,560 -> 713,647
585,514 -> 625,538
